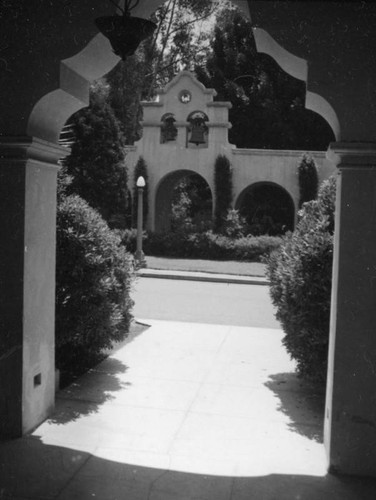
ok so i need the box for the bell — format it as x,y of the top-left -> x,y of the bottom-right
95,15 -> 156,60
189,123 -> 206,145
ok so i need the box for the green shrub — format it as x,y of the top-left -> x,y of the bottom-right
63,92 -> 128,228
56,195 -> 135,373
228,235 -> 282,261
223,209 -> 247,238
170,187 -> 194,234
119,229 -> 282,262
265,175 -> 337,384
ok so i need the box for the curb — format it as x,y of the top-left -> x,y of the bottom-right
137,269 -> 269,285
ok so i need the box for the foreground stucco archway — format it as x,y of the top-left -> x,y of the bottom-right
0,2 -> 126,438
1,0 -> 376,480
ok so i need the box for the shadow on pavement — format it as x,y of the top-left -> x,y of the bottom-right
50,322 -> 150,425
50,358 -> 130,425
1,436 -> 376,500
264,372 -> 325,443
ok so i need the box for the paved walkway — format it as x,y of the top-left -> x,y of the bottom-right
2,318 -> 376,499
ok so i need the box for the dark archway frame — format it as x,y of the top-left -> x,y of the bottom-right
2,0 -> 376,479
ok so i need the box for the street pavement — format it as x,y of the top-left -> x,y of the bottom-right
133,276 -> 279,328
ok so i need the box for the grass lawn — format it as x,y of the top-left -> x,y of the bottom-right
145,256 -> 266,277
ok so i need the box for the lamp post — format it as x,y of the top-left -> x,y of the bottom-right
135,175 -> 146,264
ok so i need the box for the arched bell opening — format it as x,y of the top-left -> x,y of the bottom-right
161,113 -> 178,144
186,111 -> 209,149
235,181 -> 295,236
155,170 -> 212,233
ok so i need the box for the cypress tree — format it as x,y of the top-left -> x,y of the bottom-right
64,91 -> 128,228
214,155 -> 232,231
298,153 -> 319,208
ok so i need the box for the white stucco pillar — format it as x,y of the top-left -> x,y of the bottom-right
0,137 -> 67,437
325,142 -> 376,476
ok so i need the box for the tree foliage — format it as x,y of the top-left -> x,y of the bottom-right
298,153 -> 319,208
145,0 -> 215,95
223,208 -> 247,238
63,91 -> 128,228
103,2 -> 334,152
170,184 -> 194,234
55,194 -> 134,373
104,0 -> 216,145
214,155 -> 233,231
195,8 -> 335,150
106,56 -> 150,144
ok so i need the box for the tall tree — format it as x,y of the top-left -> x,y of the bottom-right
298,153 -> 319,208
195,7 -> 335,150
214,155 -> 233,231
106,39 -> 155,144
63,90 -> 128,228
144,0 -> 215,97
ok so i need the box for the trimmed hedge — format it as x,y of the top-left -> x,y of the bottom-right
265,175 -> 336,384
56,195 -> 135,373
120,229 -> 282,262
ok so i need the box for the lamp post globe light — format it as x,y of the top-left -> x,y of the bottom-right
135,176 -> 146,265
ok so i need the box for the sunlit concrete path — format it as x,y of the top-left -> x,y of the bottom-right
2,317 -> 376,499
2,275 -> 376,499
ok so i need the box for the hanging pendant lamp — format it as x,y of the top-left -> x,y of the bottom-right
95,0 -> 156,60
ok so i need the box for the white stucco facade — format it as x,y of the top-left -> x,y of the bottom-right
125,71 -> 335,231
